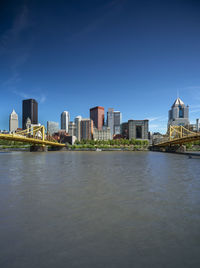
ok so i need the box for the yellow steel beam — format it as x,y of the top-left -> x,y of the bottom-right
0,133 -> 65,147
155,133 -> 200,147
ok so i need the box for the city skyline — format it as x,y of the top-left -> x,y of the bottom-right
1,0 -> 200,132
0,96 -> 198,134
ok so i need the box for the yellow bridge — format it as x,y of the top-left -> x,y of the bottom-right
0,125 -> 65,147
154,126 -> 200,147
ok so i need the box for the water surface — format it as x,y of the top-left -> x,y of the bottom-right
0,151 -> 200,268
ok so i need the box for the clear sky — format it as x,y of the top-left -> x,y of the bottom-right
0,0 -> 200,132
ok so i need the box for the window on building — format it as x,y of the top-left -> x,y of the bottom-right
136,126 -> 142,139
179,106 -> 183,118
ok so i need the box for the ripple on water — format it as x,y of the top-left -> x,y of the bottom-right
0,151 -> 200,268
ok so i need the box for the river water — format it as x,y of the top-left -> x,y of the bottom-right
0,151 -> 200,268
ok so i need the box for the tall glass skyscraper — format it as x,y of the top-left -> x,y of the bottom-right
75,116 -> 82,141
47,121 -> 59,135
61,111 -> 70,133
22,99 -> 38,129
114,111 -> 122,135
107,108 -> 114,138
107,109 -> 122,138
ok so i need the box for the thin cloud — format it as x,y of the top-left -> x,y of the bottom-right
13,90 -> 47,104
148,116 -> 167,122
149,123 -> 167,134
13,90 -> 29,99
190,104 -> 200,114
148,116 -> 162,122
183,86 -> 200,90
1,5 -> 33,91
148,115 -> 168,133
40,94 -> 46,104
0,5 -> 30,54
69,0 -> 126,41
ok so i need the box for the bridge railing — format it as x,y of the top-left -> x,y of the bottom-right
154,126 -> 199,146
14,125 -> 60,144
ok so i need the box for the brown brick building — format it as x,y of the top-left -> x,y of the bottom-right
81,119 -> 93,140
90,106 -> 104,130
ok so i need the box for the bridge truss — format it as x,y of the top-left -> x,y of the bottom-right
0,125 -> 65,147
154,126 -> 200,147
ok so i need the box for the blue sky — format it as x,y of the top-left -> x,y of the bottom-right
0,0 -> 200,133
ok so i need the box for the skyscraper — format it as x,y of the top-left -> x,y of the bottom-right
75,115 -> 82,141
22,99 -> 38,129
168,98 -> 189,128
114,111 -> 122,135
9,109 -> 18,132
61,111 -> 70,133
47,121 -> 59,135
81,119 -> 93,140
128,120 -> 149,140
107,108 -> 114,138
68,122 -> 76,136
90,106 -> 104,130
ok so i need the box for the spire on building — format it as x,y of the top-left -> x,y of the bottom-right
172,97 -> 185,107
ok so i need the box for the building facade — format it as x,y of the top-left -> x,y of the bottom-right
189,119 -> 200,132
90,106 -> 104,130
68,122 -> 76,136
9,109 -> 18,132
75,115 -> 82,141
47,121 -> 59,135
93,126 -> 111,141
80,119 -> 93,140
121,122 -> 129,139
25,117 -> 31,130
107,108 -> 122,138
168,98 -> 189,128
114,111 -> 122,135
61,111 -> 70,133
22,99 -> 38,129
107,108 -> 114,138
128,120 -> 149,140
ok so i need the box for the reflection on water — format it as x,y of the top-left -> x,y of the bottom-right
0,151 -> 200,268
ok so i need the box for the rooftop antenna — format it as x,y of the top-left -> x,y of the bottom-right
177,89 -> 179,99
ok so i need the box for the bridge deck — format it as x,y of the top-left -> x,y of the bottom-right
155,133 -> 200,147
0,134 -> 65,147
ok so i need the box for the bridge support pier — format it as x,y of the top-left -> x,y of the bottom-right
151,145 -> 186,153
166,145 -> 186,153
48,146 -> 67,151
30,145 -> 48,152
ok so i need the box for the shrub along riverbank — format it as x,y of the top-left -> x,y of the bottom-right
1,138 -> 200,151
68,139 -> 149,151
185,141 -> 200,151
0,140 -> 30,149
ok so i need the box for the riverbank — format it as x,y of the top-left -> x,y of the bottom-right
0,146 -> 149,152
1,144 -> 200,152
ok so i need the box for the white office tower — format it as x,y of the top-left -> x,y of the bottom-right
61,111 -> 70,133
9,109 -> 18,132
75,116 -> 82,141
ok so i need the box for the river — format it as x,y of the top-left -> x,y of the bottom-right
0,151 -> 200,268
